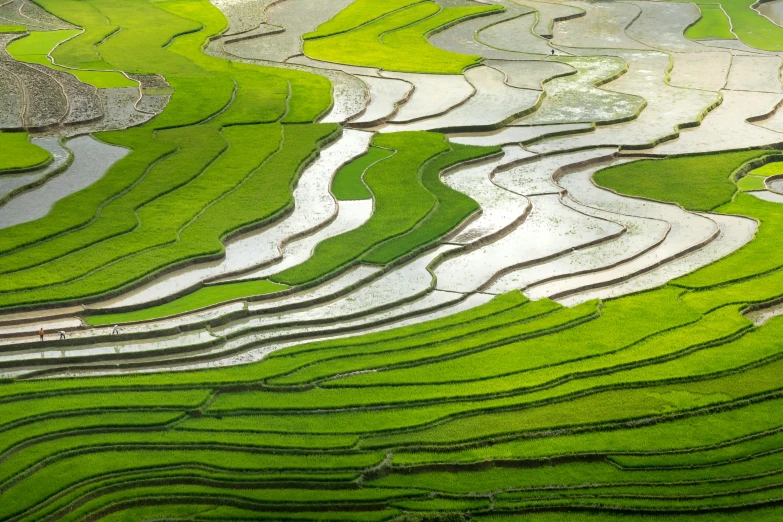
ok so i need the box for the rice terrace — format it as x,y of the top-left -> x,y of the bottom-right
6,0 -> 783,520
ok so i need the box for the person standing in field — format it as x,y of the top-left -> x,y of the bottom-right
112,325 -> 120,335
59,331 -> 66,340
39,328 -> 44,341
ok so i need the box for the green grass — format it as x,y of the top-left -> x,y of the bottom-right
738,161 -> 783,191
0,430 -> 363,493
591,150 -> 783,290
0,132 -> 53,173
493,476 -> 783,504
363,332 -> 783,447
674,193 -> 783,288
263,305 -> 746,411
241,298 -> 571,387
0,389 -> 210,430
334,288 -> 696,387
100,506 -> 399,522
304,1 -> 502,74
0,429 -> 360,476
271,132 -> 450,284
0,0 -> 493,308
21,473 -> 365,522
492,485 -> 783,510
0,126 -> 261,294
0,124 -> 283,274
376,445 -> 783,496
373,455 -> 783,495
304,0 -> 425,39
0,25 -> 26,33
685,4 -> 735,39
0,412 -> 182,455
392,497 -> 490,511
0,429 -> 364,475
611,429 -> 783,468
1,288 -> 783,517
393,395 -> 783,466
272,134 -> 499,285
0,0 -> 334,309
0,124 -> 338,309
708,0 -> 783,50
0,128 -> 178,255
592,150 -> 778,212
50,485 -> 419,522
7,0 -> 783,519
85,279 -> 287,325
0,295 -> 530,397
476,510 -> 783,521
362,142 -> 500,264
747,161 -> 783,177
245,329 -> 776,441
0,452 -> 390,521
595,150 -> 783,292
269,290 -> 529,358
672,0 -> 783,50
331,147 -> 394,200
738,175 -> 768,191
6,30 -> 137,88
36,0 -> 124,71
682,267 -> 783,312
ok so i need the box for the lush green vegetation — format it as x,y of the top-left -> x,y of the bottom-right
0,25 -> 26,33
0,0 -> 337,310
675,0 -> 783,50
304,1 -> 502,74
707,0 -> 783,50
478,512 -> 783,522
304,0 -> 425,39
272,134 -> 498,285
593,149 -> 779,211
85,279 -> 286,325
737,174 -> 767,191
747,161 -> 783,177
6,0 -> 783,519
676,193 -> 783,287
595,151 -> 783,291
331,147 -> 394,200
362,142 -> 499,265
0,124 -> 338,309
0,132 -> 52,172
738,161 -> 783,191
3,281 -> 783,518
6,30 -> 136,87
685,4 -> 735,39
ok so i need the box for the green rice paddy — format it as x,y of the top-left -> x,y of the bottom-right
708,0 -> 783,50
593,150 -> 779,212
685,4 -> 735,40
7,30 -> 137,87
271,133 -> 498,285
0,132 -> 52,172
85,279 -> 287,325
331,147 -> 394,200
4,0 -> 783,519
303,1 -> 502,74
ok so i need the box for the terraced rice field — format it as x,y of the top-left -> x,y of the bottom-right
4,0 -> 783,520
